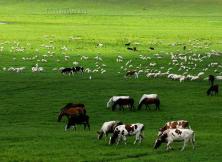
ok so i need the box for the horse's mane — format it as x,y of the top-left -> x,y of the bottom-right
139,94 -> 158,104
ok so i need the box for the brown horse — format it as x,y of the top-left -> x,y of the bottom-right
112,98 -> 134,111
60,103 -> 85,111
138,98 -> 160,110
58,106 -> 86,122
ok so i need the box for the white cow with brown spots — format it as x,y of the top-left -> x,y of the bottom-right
109,123 -> 144,145
154,128 -> 195,151
158,120 -> 190,136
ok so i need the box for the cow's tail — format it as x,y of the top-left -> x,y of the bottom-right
140,125 -> 145,139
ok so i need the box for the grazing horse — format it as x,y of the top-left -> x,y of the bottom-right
107,96 -> 130,108
109,123 -> 144,145
207,84 -> 219,96
97,121 -> 123,140
65,114 -> 90,131
138,94 -> 160,110
158,120 -> 190,136
125,70 -> 138,79
208,75 -> 215,86
58,106 -> 86,122
112,98 -> 134,111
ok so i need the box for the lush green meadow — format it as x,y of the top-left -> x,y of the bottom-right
0,0 -> 222,162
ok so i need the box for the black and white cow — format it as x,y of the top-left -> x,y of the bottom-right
154,129 -> 195,151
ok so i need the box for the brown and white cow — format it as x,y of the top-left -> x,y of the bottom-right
158,120 -> 190,136
154,128 -> 195,151
109,123 -> 144,145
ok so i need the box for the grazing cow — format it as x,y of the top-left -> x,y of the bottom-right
149,47 -> 155,50
58,106 -> 86,122
138,94 -> 160,110
109,123 -> 144,145
207,84 -> 219,96
65,115 -> 90,131
61,67 -> 73,75
183,45 -> 186,50
208,75 -> 215,86
154,129 -> 195,151
112,98 -> 134,111
73,66 -> 84,73
97,121 -> 123,140
158,120 -> 190,136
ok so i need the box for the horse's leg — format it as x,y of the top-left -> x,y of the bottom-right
87,122 -> 90,131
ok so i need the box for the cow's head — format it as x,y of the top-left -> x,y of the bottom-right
109,129 -> 120,145
154,133 -> 167,149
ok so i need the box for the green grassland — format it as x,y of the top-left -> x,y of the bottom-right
0,0 -> 222,162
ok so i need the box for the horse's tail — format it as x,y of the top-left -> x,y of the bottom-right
57,112 -> 63,122
192,131 -> 195,144
130,98 -> 134,108
156,99 -> 160,109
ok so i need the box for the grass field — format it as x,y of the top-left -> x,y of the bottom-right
0,0 -> 222,162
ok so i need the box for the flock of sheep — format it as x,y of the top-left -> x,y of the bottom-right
0,38 -> 222,82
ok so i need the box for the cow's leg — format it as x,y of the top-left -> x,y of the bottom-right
104,132 -> 108,142
139,132 -> 144,143
166,141 -> 172,151
134,133 -> 140,144
181,140 -> 188,151
122,135 -> 127,145
116,135 -> 121,145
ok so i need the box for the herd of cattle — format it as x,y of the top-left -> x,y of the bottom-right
57,74 -> 219,151
57,94 -> 196,151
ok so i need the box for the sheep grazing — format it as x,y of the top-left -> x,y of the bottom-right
32,64 -> 43,72
215,76 -> 222,80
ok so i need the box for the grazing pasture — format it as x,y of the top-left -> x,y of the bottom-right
0,0 -> 222,162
